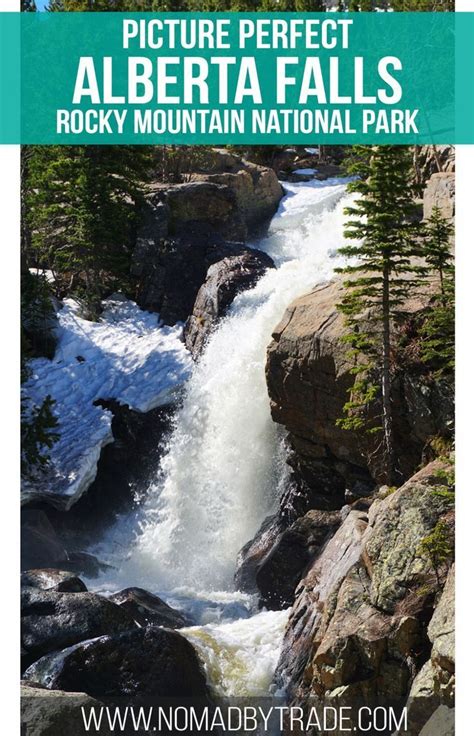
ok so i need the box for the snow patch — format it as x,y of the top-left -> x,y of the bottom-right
22,297 -> 192,510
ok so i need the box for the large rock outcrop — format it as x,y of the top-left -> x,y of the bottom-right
191,161 -> 283,232
166,181 -> 247,241
24,627 -> 209,699
416,145 -> 455,184
21,569 -> 87,594
423,172 -> 455,221
21,683 -> 101,736
404,565 -> 455,734
133,235 -> 272,324
21,588 -> 137,670
21,510 -> 69,572
132,150 -> 283,323
266,279 -> 454,509
109,587 -> 192,629
275,462 -> 454,728
236,510 -> 341,610
184,249 -> 275,358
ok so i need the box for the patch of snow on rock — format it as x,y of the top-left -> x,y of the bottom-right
22,296 -> 192,510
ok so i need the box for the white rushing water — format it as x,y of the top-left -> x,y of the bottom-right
90,178 -> 352,697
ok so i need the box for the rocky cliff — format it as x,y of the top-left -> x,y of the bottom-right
275,461 -> 454,732
265,279 -> 454,511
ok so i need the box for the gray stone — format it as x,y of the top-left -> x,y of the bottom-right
184,249 -> 275,358
24,627 -> 209,699
21,683 -> 101,736
21,569 -> 87,594
21,589 -> 137,669
109,587 -> 192,629
423,173 -> 455,221
275,463 -> 454,713
266,278 -> 454,505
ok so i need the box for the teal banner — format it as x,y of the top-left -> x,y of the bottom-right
0,11 -> 473,144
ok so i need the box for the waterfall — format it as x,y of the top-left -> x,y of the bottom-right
91,179 -> 352,696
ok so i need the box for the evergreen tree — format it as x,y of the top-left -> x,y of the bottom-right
420,207 -> 454,376
230,0 -> 257,10
422,206 -> 454,296
21,390 -> 59,479
21,272 -> 59,479
420,279 -> 454,377
258,0 -> 295,10
21,269 -> 58,359
148,0 -> 189,9
21,0 -> 37,10
27,145 -> 152,318
295,0 -> 325,10
359,0 -> 373,9
337,0 -> 345,10
335,146 -> 422,483
348,0 -> 360,10
391,0 -> 454,9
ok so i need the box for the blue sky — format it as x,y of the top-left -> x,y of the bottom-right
36,0 -> 48,8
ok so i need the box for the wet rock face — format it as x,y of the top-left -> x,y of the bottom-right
24,627 -> 210,699
236,510 -> 341,610
235,515 -> 284,594
21,589 -> 137,671
21,569 -> 87,594
21,511 -> 69,572
133,234 -> 265,324
254,510 -> 341,611
109,587 -> 192,629
184,249 -> 275,358
266,279 -> 454,504
75,400 -> 174,523
276,510 -> 369,699
275,462 -> 454,713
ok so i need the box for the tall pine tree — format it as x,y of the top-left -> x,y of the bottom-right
336,146 -> 422,483
419,207 -> 454,376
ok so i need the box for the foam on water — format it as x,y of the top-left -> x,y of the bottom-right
181,608 -> 291,697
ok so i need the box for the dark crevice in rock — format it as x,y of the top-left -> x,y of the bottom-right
21,400 -> 176,574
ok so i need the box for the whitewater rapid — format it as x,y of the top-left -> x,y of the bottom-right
90,178 -> 352,697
